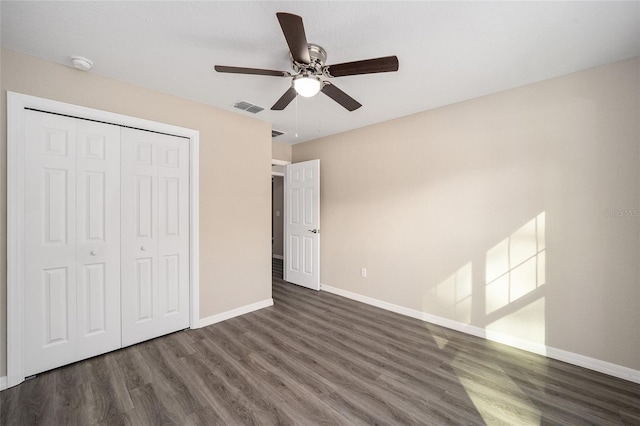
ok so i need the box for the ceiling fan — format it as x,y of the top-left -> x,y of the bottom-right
215,12 -> 399,112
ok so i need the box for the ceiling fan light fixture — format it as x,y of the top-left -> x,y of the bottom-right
293,75 -> 321,97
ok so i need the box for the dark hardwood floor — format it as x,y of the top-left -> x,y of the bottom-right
2,258 -> 639,425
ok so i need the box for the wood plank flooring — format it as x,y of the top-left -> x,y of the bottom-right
2,258 -> 639,425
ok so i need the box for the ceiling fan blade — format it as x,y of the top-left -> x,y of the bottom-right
271,87 -> 297,110
324,56 -> 399,77
321,83 -> 362,111
276,12 -> 311,64
214,65 -> 290,77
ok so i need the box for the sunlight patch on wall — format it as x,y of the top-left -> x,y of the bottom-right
485,212 -> 546,314
431,262 -> 473,324
486,298 -> 546,347
452,354 -> 541,425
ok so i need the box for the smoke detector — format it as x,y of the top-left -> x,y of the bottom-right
70,56 -> 94,71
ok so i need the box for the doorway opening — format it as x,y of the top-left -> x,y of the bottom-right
272,160 -> 289,280
271,158 -> 320,289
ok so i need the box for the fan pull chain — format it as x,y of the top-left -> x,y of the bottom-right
317,92 -> 323,134
295,95 -> 299,138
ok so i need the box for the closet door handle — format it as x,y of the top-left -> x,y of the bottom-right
141,246 -> 146,251
90,250 -> 97,256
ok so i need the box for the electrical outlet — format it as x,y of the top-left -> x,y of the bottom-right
361,267 -> 367,278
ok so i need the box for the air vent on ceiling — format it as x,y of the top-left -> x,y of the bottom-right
233,100 -> 264,114
272,129 -> 285,138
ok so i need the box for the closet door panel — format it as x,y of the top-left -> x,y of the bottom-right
121,129 -> 189,347
157,138 -> 190,321
121,129 -> 159,346
75,121 -> 122,359
24,111 -> 78,376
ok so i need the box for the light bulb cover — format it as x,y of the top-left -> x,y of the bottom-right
293,75 -> 321,97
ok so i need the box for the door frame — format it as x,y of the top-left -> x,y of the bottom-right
6,92 -> 200,388
272,159 -> 290,260
272,159 -> 289,176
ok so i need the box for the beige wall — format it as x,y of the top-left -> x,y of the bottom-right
272,141 -> 292,162
293,58 -> 640,371
0,49 -> 273,376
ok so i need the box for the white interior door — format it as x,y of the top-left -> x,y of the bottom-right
120,128 -> 190,347
24,111 -> 121,376
284,160 -> 320,290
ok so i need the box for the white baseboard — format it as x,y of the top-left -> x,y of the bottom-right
0,376 -> 7,391
197,298 -> 274,328
272,254 -> 284,260
320,284 -> 640,384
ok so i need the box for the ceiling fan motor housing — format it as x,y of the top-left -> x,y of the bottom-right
292,43 -> 327,75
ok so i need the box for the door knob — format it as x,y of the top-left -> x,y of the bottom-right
308,229 -> 319,234
141,246 -> 146,251
90,250 -> 97,256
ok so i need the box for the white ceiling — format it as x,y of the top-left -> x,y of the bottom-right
2,1 -> 639,145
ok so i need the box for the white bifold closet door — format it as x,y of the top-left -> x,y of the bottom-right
23,110 -> 190,377
24,111 -> 122,376
120,128 -> 190,347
